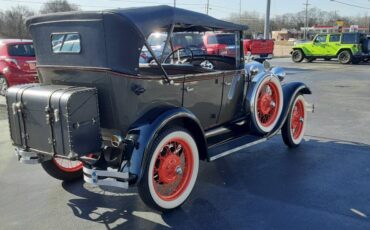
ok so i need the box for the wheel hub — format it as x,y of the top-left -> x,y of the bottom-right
258,93 -> 274,115
158,154 -> 182,184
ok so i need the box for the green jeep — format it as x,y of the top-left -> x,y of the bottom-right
291,32 -> 370,64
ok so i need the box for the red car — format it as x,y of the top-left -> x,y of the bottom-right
0,39 -> 38,96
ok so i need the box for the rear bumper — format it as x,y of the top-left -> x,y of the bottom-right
83,166 -> 129,189
250,54 -> 273,60
353,53 -> 370,58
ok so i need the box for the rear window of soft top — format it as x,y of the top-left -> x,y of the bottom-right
7,44 -> 35,57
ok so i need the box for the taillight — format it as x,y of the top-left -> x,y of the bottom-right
0,57 -> 20,69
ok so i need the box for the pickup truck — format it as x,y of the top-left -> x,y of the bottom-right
243,39 -> 274,61
203,33 -> 274,61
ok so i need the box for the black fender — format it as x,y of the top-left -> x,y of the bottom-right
125,106 -> 207,185
268,82 -> 311,137
291,47 -> 307,57
336,48 -> 353,57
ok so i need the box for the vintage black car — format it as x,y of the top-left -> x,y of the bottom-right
6,6 -> 312,211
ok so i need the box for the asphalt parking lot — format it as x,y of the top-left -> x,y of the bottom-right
0,58 -> 370,229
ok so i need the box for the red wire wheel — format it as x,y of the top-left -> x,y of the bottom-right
152,137 -> 194,201
41,156 -> 84,181
282,95 -> 307,147
52,157 -> 83,173
139,129 -> 199,211
291,98 -> 305,140
253,77 -> 283,133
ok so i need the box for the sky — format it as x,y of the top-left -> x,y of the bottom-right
0,0 -> 369,19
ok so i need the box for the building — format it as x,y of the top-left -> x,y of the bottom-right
301,25 -> 369,34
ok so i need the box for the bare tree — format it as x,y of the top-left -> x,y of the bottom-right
0,6 -> 34,39
40,0 -> 80,14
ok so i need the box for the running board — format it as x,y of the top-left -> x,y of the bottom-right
83,167 -> 129,189
208,135 -> 267,161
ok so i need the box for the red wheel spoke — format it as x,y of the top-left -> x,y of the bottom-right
152,137 -> 194,201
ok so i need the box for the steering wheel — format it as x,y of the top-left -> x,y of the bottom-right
163,47 -> 194,64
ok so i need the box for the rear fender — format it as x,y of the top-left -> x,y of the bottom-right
269,82 -> 312,136
124,107 -> 206,185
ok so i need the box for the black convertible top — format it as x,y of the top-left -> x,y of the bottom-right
110,5 -> 248,36
27,5 -> 247,75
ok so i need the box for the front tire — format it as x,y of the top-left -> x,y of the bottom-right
138,127 -> 199,211
251,76 -> 283,134
282,95 -> 307,147
338,50 -> 352,64
41,157 -> 83,181
292,50 -> 304,63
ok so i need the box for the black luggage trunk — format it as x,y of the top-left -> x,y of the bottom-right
6,84 -> 101,158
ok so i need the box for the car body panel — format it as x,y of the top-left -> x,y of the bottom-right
243,39 -> 274,60
0,40 -> 38,87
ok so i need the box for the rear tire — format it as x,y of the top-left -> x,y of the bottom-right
363,58 -> 370,63
338,50 -> 352,64
282,95 -> 307,148
0,76 -> 8,96
138,127 -> 199,212
292,50 -> 304,63
41,157 -> 83,181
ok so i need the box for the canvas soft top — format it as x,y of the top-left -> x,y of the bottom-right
26,5 -> 247,75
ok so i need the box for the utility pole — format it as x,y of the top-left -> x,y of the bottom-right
206,0 -> 210,15
303,0 -> 310,40
239,0 -> 242,24
264,0 -> 271,39
174,0 -> 176,8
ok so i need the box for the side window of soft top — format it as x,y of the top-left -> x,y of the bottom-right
51,33 -> 81,54
329,34 -> 340,42
314,35 -> 327,43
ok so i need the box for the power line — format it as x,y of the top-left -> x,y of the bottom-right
329,0 -> 370,10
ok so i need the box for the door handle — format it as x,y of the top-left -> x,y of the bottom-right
224,81 -> 231,86
185,86 -> 194,92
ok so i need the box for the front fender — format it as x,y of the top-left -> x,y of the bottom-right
125,107 -> 206,185
269,82 -> 312,136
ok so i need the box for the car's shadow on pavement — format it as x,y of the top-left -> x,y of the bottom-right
62,137 -> 370,229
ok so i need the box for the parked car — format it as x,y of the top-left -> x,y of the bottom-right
7,6 -> 312,212
291,32 -> 370,64
243,38 -> 274,61
0,39 -> 38,95
140,32 -> 206,63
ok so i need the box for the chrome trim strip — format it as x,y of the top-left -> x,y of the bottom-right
209,138 -> 267,161
205,127 -> 230,138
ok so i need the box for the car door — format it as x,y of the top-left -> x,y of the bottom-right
218,70 -> 245,124
327,34 -> 341,56
308,34 -> 328,56
182,72 -> 223,129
